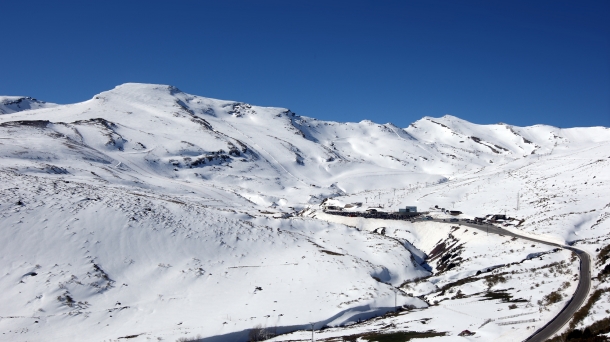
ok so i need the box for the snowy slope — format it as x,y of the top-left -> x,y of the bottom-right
0,83 -> 609,341
0,171 -> 427,341
331,138 -> 610,254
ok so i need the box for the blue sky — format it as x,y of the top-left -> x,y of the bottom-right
1,0 -> 608,128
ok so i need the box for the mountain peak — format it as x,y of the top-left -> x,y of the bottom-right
0,96 -> 57,114
96,83 -> 183,98
114,82 -> 181,92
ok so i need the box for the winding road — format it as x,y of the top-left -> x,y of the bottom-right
315,210 -> 591,341
426,218 -> 591,342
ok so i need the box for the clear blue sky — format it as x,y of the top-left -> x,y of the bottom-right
1,0 -> 609,128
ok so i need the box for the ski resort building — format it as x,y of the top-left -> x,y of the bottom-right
396,206 -> 418,217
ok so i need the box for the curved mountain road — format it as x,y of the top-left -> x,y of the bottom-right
429,219 -> 591,342
313,211 -> 591,341
525,246 -> 590,342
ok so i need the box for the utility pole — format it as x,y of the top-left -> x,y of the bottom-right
394,288 -> 398,311
309,322 -> 315,342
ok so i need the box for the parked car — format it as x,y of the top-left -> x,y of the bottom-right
449,218 -> 459,222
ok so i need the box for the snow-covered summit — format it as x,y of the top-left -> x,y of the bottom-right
0,95 -> 57,114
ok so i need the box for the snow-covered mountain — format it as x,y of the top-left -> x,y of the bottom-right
0,83 -> 608,342
2,83 -> 607,206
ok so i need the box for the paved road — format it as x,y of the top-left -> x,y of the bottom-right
424,218 -> 591,342
526,246 -> 590,342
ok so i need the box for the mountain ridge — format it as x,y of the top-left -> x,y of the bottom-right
3,83 -> 607,196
